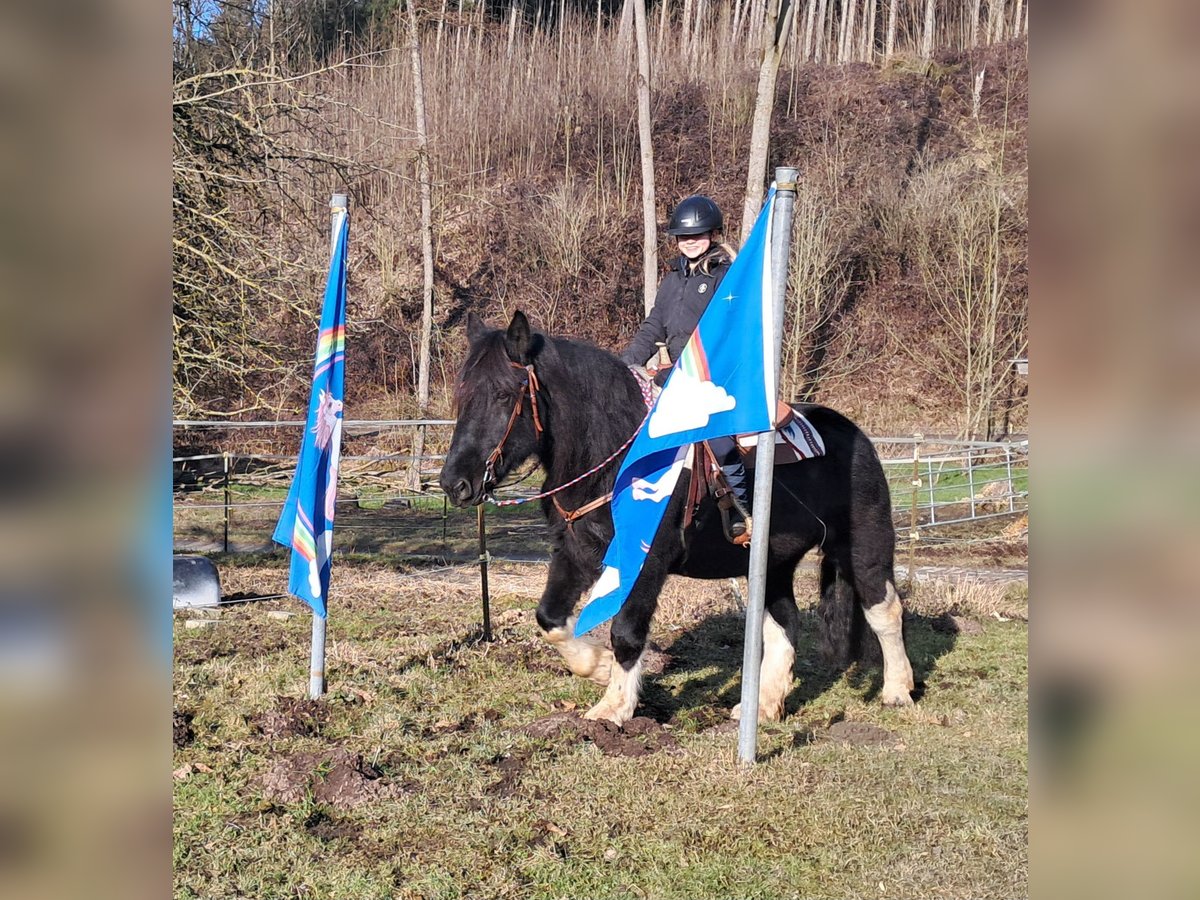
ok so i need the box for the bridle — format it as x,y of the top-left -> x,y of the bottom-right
479,361 -> 656,530
482,362 -> 543,492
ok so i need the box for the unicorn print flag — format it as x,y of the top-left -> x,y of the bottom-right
574,187 -> 781,636
272,209 -> 349,617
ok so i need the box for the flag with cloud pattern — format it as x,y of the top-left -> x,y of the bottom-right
574,187 -> 780,636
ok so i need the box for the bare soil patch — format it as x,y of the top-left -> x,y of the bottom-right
173,710 -> 195,749
823,720 -> 901,747
258,748 -> 404,810
250,696 -> 330,739
521,711 -> 679,757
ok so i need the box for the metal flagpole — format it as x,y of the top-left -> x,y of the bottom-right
738,168 -> 798,765
309,192 -> 348,700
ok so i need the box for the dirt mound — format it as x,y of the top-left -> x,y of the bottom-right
258,749 -> 404,809
522,712 -> 678,757
822,720 -> 900,747
173,710 -> 195,749
251,696 -> 329,739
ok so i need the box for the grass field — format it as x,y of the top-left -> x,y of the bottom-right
173,557 -> 1027,899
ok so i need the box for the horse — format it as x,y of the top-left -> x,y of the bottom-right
440,311 -> 915,727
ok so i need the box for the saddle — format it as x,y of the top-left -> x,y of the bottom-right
682,403 -> 826,532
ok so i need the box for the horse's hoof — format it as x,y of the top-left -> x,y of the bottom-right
583,702 -> 626,727
730,702 -> 783,723
881,688 -> 915,707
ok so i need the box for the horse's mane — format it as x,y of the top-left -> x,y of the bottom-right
454,325 -> 632,411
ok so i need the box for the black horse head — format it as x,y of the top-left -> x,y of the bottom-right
440,310 -> 546,507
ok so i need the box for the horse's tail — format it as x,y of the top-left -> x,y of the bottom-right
817,559 -> 881,666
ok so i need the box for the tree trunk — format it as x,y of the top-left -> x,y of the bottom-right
863,0 -> 876,61
841,0 -> 858,64
407,0 -> 435,490
802,0 -> 816,61
681,0 -> 695,70
633,0 -> 658,315
1012,0 -> 1024,39
987,0 -> 1003,45
969,0 -> 981,46
740,0 -> 797,240
814,0 -> 828,62
617,0 -> 635,55
507,0 -> 519,59
884,0 -> 898,59
920,0 -> 936,59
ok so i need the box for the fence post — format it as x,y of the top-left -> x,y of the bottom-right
1006,445 -> 1015,513
967,446 -> 977,517
907,433 -> 922,592
477,504 -> 492,642
222,451 -> 231,553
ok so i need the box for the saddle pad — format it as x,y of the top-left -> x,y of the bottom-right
736,411 -> 825,468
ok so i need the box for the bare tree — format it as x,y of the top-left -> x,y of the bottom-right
920,0 -> 936,59
407,0 -> 436,488
740,0 -> 798,240
632,0 -> 658,314
884,0 -> 898,60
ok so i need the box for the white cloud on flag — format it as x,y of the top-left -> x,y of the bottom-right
648,370 -> 736,438
587,564 -> 622,602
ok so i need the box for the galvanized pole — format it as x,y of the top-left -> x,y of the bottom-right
738,168 -> 798,766
310,192 -> 348,700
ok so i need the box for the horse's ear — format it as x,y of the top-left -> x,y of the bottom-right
504,310 -> 534,364
466,311 -> 487,344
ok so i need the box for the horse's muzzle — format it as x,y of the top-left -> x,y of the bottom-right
440,472 -> 481,508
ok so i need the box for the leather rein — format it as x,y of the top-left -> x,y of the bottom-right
483,362 -> 654,530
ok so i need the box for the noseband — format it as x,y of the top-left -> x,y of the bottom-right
482,362 -> 543,491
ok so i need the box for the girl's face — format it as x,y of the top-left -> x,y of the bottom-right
676,232 -> 712,260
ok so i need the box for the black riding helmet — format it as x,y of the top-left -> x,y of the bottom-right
667,195 -> 724,236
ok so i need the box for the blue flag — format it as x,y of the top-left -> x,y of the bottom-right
272,210 -> 349,617
575,188 -> 781,636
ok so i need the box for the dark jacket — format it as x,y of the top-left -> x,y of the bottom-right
620,249 -> 733,368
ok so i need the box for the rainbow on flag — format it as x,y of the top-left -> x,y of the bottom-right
272,210 -> 349,617
574,187 -> 781,636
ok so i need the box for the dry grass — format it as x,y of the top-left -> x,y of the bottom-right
174,555 -> 1027,899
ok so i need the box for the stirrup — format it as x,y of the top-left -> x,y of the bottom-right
718,493 -> 752,546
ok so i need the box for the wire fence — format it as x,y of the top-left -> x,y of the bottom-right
173,420 -> 1028,558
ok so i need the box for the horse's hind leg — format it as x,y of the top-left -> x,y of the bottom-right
854,564 -> 915,707
537,548 -> 613,686
732,565 -> 801,723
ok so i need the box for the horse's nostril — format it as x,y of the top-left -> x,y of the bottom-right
451,478 -> 472,503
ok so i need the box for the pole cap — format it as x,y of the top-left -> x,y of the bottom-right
774,167 -> 799,191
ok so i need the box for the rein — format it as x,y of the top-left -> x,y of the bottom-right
486,365 -> 655,527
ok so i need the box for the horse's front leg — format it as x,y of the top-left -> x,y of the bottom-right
536,546 -> 613,686
583,554 -> 667,727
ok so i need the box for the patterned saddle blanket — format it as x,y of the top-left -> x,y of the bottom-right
735,406 -> 825,468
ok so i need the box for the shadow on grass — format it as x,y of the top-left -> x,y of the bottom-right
637,609 -> 957,725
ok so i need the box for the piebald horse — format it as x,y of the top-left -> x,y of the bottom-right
440,312 -> 914,726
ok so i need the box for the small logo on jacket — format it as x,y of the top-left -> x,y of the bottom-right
698,283 -> 708,294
